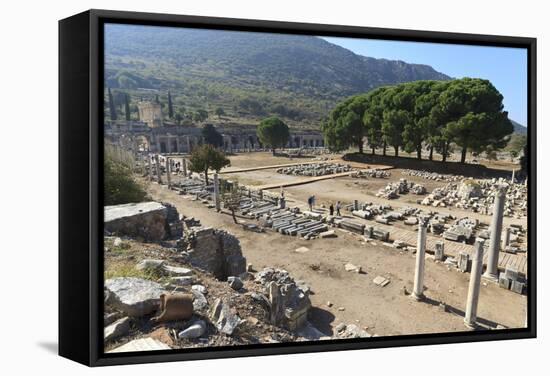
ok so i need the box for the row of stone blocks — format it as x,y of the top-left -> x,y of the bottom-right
336,219 -> 390,242
271,212 -> 328,238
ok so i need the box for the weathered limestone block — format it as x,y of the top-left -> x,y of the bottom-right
105,277 -> 166,317
256,268 -> 311,331
104,202 -> 168,241
104,317 -> 130,342
210,298 -> 241,335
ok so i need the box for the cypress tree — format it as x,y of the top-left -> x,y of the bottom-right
124,93 -> 131,121
168,91 -> 174,118
108,87 -> 117,121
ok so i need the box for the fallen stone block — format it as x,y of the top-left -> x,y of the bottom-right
104,202 -> 169,241
104,317 -> 130,342
344,263 -> 362,273
178,320 -> 207,339
319,230 -> 337,238
373,276 -> 390,287
210,298 -> 241,335
105,277 -> 166,317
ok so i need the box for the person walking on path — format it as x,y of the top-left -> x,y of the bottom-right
329,203 -> 334,216
336,201 -> 342,216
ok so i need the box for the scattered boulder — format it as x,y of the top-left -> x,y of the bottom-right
136,259 -> 165,273
178,320 -> 207,339
210,298 -> 242,335
104,317 -> 130,342
105,277 -> 166,317
191,284 -> 208,295
344,263 -> 362,273
228,276 -> 244,290
192,290 -> 208,311
373,276 -> 390,287
104,312 -> 120,327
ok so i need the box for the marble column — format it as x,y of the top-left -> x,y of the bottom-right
148,155 -> 153,181
155,154 -> 162,184
484,185 -> 508,281
465,238 -> 485,328
182,158 -> 187,177
165,158 -> 171,188
213,173 -> 220,212
412,219 -> 428,301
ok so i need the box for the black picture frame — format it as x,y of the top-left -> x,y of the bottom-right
59,8 -> 537,367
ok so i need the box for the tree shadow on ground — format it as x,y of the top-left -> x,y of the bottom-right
344,153 -> 513,179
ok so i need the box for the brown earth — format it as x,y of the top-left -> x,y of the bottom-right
146,178 -> 527,337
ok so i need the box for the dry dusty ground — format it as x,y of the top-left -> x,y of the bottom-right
146,174 -> 527,337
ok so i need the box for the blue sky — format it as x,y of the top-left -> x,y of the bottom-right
323,37 -> 528,126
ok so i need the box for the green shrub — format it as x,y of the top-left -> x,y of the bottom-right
104,156 -> 148,205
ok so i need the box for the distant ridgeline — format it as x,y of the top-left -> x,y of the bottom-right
103,24 -> 449,127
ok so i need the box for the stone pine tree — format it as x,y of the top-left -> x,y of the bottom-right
108,87 -> 117,121
124,93 -> 131,121
168,91 -> 174,119
188,144 -> 230,185
438,78 -> 513,163
257,117 -> 290,155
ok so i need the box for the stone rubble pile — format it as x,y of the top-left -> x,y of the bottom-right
442,217 -> 478,242
276,162 -> 353,176
376,179 -> 426,199
351,169 -> 391,179
420,179 -> 526,218
402,169 -> 465,182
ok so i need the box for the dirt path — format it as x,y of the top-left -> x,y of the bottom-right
146,181 -> 526,337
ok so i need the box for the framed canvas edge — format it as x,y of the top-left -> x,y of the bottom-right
65,8 -> 537,367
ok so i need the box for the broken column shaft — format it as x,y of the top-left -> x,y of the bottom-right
148,155 -> 153,181
182,157 -> 187,177
465,238 -> 485,328
412,219 -> 428,301
484,185 -> 507,281
165,158 -> 171,188
213,173 -> 221,212
154,154 -> 162,184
